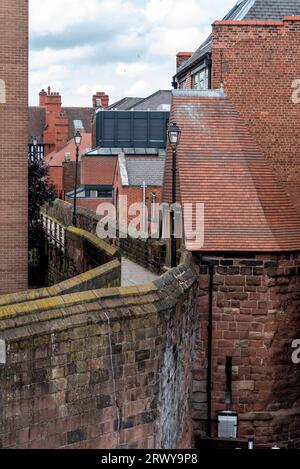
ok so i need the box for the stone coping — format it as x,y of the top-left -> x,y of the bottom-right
67,226 -> 120,259
0,260 -> 121,308
0,256 -> 197,338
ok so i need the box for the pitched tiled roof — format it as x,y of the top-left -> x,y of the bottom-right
123,158 -> 165,187
28,106 -> 94,143
164,90 -> 300,252
177,0 -> 300,76
107,97 -> 143,110
44,133 -> 92,167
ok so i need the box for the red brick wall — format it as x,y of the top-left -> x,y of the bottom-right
211,17 -> 300,214
193,252 -> 300,447
113,163 -> 162,226
62,161 -> 81,195
49,166 -> 63,196
81,156 -> 117,186
0,0 -> 28,294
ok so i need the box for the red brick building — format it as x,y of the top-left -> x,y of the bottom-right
164,89 -> 300,447
114,153 -> 164,227
44,133 -> 91,197
29,88 -> 109,156
174,0 -> 300,215
65,152 -> 117,211
0,0 -> 28,294
71,101 -> 170,214
166,0 -> 300,447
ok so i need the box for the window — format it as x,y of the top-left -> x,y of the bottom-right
73,119 -> 84,130
192,67 -> 208,91
86,189 -> 112,199
97,189 -> 112,199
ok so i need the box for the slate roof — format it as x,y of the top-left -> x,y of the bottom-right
163,90 -> 300,252
28,107 -> 45,142
122,158 -> 165,187
107,90 -> 172,111
107,97 -> 143,110
28,106 -> 94,143
177,0 -> 300,77
63,107 -> 94,140
131,90 -> 172,111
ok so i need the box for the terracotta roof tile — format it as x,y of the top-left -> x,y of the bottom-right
44,133 -> 91,167
163,91 -> 300,252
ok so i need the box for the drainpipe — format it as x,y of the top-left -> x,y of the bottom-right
205,54 -> 212,90
141,181 -> 148,233
196,254 -> 215,438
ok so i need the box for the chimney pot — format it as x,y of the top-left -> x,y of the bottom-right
176,52 -> 193,69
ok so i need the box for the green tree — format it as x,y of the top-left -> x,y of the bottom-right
28,157 -> 56,286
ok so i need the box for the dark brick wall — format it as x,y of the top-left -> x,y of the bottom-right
192,252 -> 300,448
0,257 -> 197,449
62,161 -> 80,195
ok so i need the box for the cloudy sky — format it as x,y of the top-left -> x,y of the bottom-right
29,0 -> 235,107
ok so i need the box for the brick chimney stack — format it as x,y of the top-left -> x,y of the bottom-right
40,86 -> 68,155
93,91 -> 109,109
176,52 -> 193,70
39,89 -> 47,106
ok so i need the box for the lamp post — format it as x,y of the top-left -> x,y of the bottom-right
72,130 -> 82,227
167,122 -> 181,268
31,136 -> 38,162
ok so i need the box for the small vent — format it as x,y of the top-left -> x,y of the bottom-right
218,412 -> 238,439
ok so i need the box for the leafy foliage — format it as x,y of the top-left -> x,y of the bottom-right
29,158 -> 56,250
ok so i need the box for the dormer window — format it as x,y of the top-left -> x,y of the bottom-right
192,66 -> 209,91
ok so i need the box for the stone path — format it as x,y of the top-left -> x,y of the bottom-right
121,257 -> 159,287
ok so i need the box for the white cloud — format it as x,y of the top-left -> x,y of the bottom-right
29,0 -> 235,106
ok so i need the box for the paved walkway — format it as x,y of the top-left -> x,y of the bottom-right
121,257 -> 159,287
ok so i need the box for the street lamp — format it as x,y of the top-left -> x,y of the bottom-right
31,136 -> 38,161
72,130 -> 82,227
167,122 -> 181,268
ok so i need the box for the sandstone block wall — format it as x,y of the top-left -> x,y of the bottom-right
44,200 -> 166,274
0,257 -> 197,449
193,252 -> 300,447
